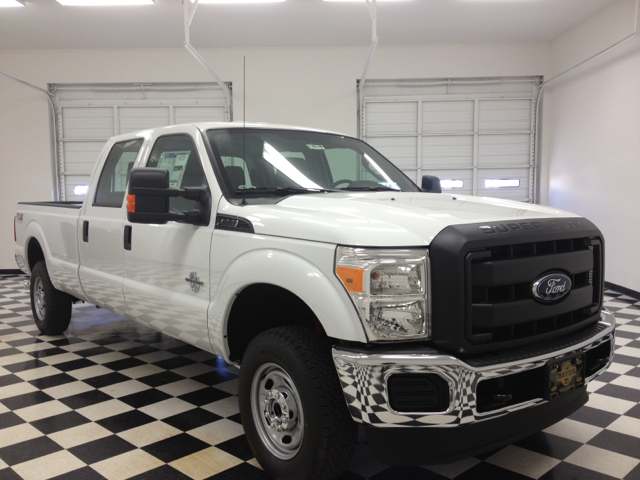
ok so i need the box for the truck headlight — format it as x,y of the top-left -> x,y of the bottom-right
335,247 -> 430,341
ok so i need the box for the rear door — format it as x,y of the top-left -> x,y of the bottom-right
78,136 -> 146,315
122,126 -> 219,351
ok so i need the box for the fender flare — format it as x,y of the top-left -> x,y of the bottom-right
208,248 -> 367,360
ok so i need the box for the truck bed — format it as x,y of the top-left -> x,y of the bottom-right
15,202 -> 84,298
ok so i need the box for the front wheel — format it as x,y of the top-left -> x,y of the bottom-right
239,326 -> 357,480
30,261 -> 72,335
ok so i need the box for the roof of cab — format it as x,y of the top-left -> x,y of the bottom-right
106,121 -> 348,145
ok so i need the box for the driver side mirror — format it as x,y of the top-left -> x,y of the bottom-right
421,175 -> 442,193
126,168 -> 208,225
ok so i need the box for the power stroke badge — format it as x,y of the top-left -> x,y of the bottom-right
532,273 -> 572,302
185,272 -> 204,293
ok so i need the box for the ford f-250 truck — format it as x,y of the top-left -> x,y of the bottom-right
14,122 -> 615,480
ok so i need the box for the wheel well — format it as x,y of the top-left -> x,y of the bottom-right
27,238 -> 45,272
226,284 -> 323,363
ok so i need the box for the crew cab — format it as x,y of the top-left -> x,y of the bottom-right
14,122 -> 615,480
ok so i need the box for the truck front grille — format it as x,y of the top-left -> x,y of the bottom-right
429,217 -> 605,355
467,238 -> 602,344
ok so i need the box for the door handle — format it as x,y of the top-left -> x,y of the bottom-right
82,221 -> 89,242
124,225 -> 132,251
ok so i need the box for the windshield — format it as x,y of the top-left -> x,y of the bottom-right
206,128 -> 420,196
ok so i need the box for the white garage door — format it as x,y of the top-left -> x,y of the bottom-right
51,83 -> 231,201
360,77 -> 541,202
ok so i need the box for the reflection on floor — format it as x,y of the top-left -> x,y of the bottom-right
0,273 -> 639,480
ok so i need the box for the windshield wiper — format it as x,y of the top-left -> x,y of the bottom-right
341,186 -> 399,192
234,187 -> 336,196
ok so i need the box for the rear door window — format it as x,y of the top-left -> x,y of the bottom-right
94,139 -> 143,207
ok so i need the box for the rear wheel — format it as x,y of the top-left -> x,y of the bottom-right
239,326 -> 357,480
30,261 -> 72,335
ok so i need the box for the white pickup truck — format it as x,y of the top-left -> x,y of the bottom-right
14,122 -> 615,480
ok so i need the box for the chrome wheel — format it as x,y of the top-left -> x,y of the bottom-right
251,363 -> 304,460
33,276 -> 46,321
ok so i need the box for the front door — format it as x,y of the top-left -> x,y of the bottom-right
122,127 -> 217,352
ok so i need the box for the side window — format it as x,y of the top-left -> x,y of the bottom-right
146,135 -> 207,212
94,139 -> 143,206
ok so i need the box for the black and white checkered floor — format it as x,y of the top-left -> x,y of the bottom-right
1,273 -> 639,480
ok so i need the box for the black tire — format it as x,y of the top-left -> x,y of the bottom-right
30,261 -> 72,335
238,326 -> 357,480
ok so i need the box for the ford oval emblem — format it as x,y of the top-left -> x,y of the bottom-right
532,273 -> 572,302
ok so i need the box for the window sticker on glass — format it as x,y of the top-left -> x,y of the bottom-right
157,151 -> 191,188
306,144 -> 325,150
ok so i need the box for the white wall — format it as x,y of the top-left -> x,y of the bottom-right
545,0 -> 640,291
0,43 -> 549,270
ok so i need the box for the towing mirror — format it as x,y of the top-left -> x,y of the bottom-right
421,175 -> 442,193
126,168 -> 208,225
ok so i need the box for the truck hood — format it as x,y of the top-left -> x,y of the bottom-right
227,192 -> 580,247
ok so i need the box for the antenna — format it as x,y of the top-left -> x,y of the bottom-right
243,56 -> 246,180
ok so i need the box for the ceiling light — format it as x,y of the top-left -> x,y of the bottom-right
196,0 -> 285,3
0,0 -> 25,7
55,0 -> 154,5
324,0 -> 410,2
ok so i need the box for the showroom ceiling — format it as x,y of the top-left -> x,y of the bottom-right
0,0 -> 616,49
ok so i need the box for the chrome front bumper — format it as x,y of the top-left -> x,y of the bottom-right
332,310 -> 615,428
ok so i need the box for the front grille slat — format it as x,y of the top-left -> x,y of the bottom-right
471,250 -> 594,287
472,286 -> 593,328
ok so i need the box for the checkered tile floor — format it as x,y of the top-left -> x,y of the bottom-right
0,274 -> 639,480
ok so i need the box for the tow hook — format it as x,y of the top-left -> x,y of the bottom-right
23,279 -> 31,290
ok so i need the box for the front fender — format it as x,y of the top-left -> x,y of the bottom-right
208,248 -> 367,361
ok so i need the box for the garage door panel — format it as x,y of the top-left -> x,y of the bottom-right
175,106 -> 226,124
368,136 -> 418,169
422,135 -> 473,167
366,102 -> 418,135
478,99 -> 532,132
62,107 -> 114,139
62,142 -> 105,175
478,134 -> 530,166
422,101 -> 473,134
118,107 -> 170,134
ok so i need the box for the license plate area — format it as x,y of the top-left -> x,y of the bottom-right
546,353 -> 585,400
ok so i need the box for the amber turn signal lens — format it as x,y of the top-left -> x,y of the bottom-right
126,195 -> 136,213
337,266 -> 364,293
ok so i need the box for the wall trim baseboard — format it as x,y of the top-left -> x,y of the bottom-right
605,282 -> 640,301
0,269 -> 24,275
